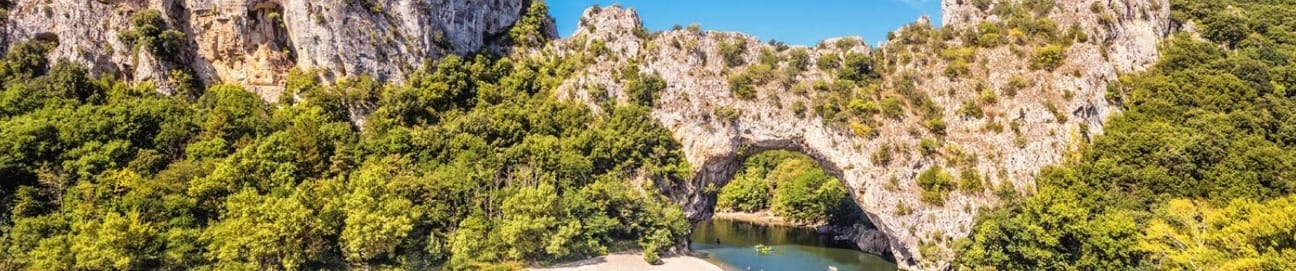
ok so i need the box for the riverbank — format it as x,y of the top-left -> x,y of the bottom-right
530,252 -> 723,271
713,211 -> 821,228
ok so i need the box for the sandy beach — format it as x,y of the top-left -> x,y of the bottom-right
531,252 -> 725,271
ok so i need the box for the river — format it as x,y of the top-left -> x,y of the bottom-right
690,219 -> 897,271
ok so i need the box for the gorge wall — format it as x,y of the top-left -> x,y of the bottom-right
0,0 -> 547,100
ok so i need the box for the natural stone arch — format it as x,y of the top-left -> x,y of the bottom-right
657,100 -> 933,267
554,4 -> 1172,270
557,11 -> 1010,268
680,140 -> 897,259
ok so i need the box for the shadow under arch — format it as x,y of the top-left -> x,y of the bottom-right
675,137 -> 898,263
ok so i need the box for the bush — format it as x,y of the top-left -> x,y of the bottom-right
945,59 -> 971,78
924,116 -> 947,135
1044,101 -> 1067,122
850,122 -> 877,138
959,100 -> 984,119
918,166 -> 955,205
508,0 -> 552,48
1032,45 -> 1066,71
719,41 -> 746,67
872,145 -> 893,165
881,97 -> 905,119
1004,75 -> 1028,96
959,169 -> 984,192
626,73 -> 667,107
788,48 -> 810,71
728,73 -> 757,99
838,52 -> 876,82
792,100 -> 807,117
816,53 -> 840,71
1,40 -> 54,78
975,22 -> 1004,47
919,137 -> 940,156
848,99 -> 880,117
119,10 -> 186,59
714,106 -> 741,122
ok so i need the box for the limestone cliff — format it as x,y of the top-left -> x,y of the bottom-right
553,1 -> 1170,270
0,0 -> 551,100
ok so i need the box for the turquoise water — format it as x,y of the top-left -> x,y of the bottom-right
690,219 -> 897,271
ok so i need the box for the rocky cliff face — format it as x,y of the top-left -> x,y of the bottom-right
554,1 -> 1171,270
1,0 -> 547,100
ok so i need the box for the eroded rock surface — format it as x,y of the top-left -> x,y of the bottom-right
1,0 -> 548,99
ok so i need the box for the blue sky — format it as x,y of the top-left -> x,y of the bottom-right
549,0 -> 943,46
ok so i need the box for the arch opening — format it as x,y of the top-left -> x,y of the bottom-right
683,144 -> 897,263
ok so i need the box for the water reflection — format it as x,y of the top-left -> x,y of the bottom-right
691,219 -> 896,271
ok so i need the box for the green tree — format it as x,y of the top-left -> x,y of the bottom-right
508,0 -> 552,48
498,183 -> 562,260
202,189 -> 314,270
341,156 -> 420,263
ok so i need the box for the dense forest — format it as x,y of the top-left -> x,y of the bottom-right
716,150 -> 863,226
0,2 -> 699,270
956,0 -> 1296,270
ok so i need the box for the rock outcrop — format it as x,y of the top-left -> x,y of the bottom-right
1,0 -> 550,100
554,1 -> 1171,270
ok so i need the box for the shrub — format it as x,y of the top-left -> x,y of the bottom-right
1032,45 -> 1066,71
1,40 -> 54,78
918,166 -> 955,205
119,10 -> 186,59
788,48 -> 811,71
838,52 -> 876,82
850,122 -> 877,138
959,169 -> 984,192
1004,75 -> 1028,97
979,87 -> 999,104
959,100 -> 984,119
792,100 -> 807,117
881,97 -> 905,119
945,59 -> 971,78
715,106 -> 741,122
919,137 -> 941,156
924,116 -> 947,135
719,41 -> 746,67
1044,101 -> 1067,122
848,99 -> 880,117
816,53 -> 840,71
975,22 -> 1004,47
872,145 -> 893,165
728,72 -> 757,99
895,201 -> 913,215
507,0 -> 551,48
835,38 -> 859,49
626,73 -> 666,107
